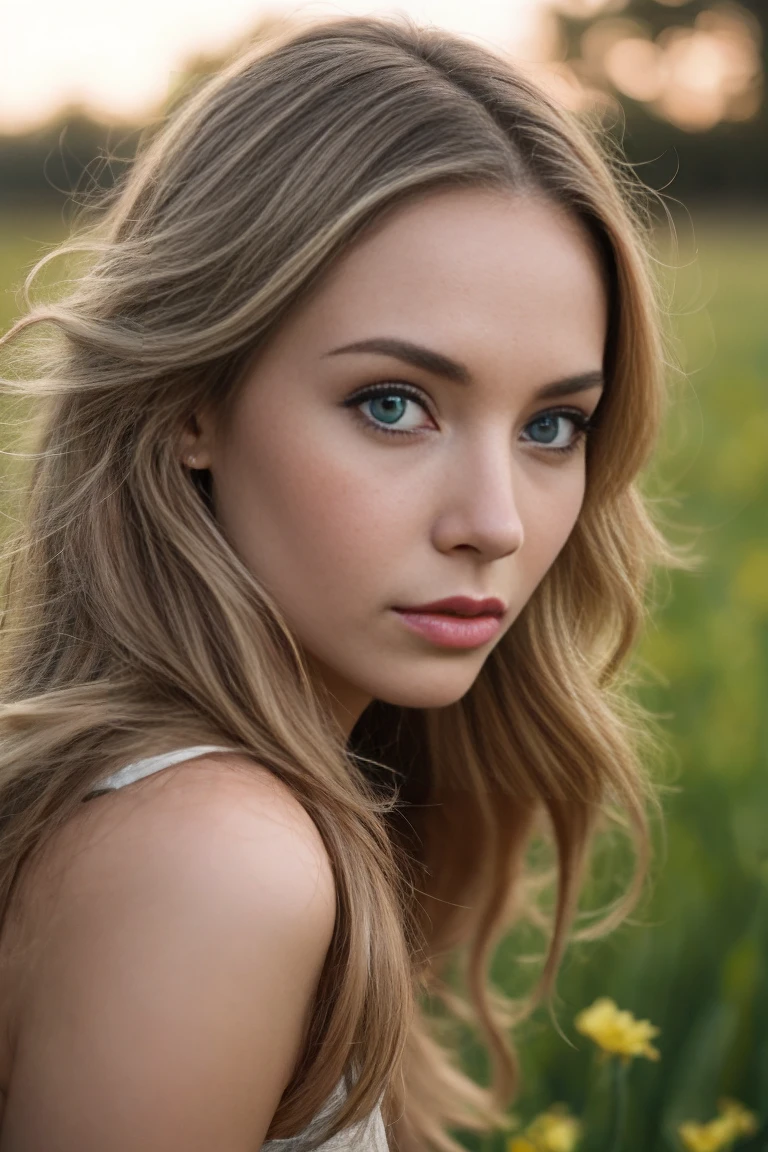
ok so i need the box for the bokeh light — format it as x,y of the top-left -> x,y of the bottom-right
545,0 -> 763,131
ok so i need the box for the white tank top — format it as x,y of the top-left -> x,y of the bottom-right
87,746 -> 390,1151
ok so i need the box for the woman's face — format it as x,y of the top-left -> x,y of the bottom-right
188,188 -> 608,736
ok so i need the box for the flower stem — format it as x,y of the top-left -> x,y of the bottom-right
606,1058 -> 628,1152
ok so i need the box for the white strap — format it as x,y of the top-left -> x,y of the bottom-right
95,745 -> 235,792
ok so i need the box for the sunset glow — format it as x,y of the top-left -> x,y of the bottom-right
1,0 -> 763,135
551,0 -> 763,130
0,0 -> 544,134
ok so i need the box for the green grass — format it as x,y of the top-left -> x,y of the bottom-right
1,209 -> 767,1151
0,210 -> 70,333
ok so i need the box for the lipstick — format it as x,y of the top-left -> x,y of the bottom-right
392,595 -> 506,650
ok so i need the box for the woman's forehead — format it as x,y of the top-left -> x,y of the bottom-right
273,188 -> 609,376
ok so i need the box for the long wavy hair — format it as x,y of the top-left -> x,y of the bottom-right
0,15 -> 676,1152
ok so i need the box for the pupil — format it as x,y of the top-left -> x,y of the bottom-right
531,416 -> 559,443
371,396 -> 406,424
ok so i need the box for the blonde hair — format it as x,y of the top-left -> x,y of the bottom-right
0,15 -> 675,1152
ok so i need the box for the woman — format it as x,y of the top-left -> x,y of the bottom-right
0,14 -> 675,1152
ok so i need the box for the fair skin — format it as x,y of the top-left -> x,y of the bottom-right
0,761 -> 337,1151
187,187 -> 607,738
0,187 -> 607,1150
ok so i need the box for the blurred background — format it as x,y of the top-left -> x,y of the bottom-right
1,1 -> 766,1148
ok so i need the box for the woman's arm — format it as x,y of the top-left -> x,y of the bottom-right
0,756 -> 337,1152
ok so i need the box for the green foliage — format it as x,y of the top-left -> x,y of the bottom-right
0,212 -> 69,331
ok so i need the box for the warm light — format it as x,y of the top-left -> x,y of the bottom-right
604,37 -> 666,101
0,0 -> 546,134
514,6 -> 567,66
551,0 -> 628,16
562,0 -> 764,131
655,83 -> 728,131
665,30 -> 736,97
579,17 -> 647,69
651,8 -> 763,130
695,5 -> 763,95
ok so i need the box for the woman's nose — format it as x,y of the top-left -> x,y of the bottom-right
430,442 -> 525,561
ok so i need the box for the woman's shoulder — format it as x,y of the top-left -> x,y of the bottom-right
0,752 -> 338,1149
14,750 -> 337,976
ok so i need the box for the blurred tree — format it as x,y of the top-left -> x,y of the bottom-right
0,14 -> 283,211
546,0 -> 766,203
0,6 -> 764,208
0,108 -> 141,210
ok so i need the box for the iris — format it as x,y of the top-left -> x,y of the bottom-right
368,395 -> 407,424
527,415 -> 561,444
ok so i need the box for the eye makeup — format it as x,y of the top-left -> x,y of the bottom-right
341,381 -> 596,457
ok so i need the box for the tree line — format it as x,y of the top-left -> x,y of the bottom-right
0,1 -> 765,211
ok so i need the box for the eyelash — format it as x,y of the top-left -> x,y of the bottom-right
342,382 -> 596,456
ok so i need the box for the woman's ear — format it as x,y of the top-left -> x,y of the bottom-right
178,408 -> 215,471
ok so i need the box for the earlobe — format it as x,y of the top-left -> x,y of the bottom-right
179,440 -> 212,471
179,411 -> 214,471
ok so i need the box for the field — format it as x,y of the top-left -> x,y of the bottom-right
1,209 -> 767,1150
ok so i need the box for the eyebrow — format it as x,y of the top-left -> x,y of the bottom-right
324,337 -> 605,400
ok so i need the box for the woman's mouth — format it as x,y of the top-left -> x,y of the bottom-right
391,594 -> 506,649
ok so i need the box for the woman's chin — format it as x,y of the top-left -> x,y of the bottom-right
368,674 -> 480,712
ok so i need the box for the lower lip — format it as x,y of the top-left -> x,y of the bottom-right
393,610 -> 502,649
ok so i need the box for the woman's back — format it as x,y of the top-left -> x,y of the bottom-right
0,748 -> 388,1151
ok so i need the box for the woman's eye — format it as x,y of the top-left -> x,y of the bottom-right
346,385 -> 432,437
344,389 -> 592,451
521,410 -> 590,452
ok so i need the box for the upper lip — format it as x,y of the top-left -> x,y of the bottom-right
394,596 -> 507,617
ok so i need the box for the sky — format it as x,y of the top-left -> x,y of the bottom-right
1,0 -> 548,133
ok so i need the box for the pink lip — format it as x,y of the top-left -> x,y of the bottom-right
395,595 -> 506,617
392,596 -> 506,649
392,609 -> 503,649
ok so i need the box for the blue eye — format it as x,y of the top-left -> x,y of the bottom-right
343,386 -> 593,454
367,395 -> 408,425
527,415 -> 561,443
344,383 -> 432,437
521,410 -> 591,452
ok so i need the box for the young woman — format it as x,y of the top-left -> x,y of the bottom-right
0,15 -> 674,1152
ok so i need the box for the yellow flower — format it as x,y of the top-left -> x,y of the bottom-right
678,1098 -> 759,1152
526,1106 -> 582,1152
574,997 -> 660,1062
718,1098 -> 758,1138
679,1118 -> 735,1152
507,1106 -> 582,1152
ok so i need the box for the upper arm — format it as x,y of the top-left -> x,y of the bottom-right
1,758 -> 336,1152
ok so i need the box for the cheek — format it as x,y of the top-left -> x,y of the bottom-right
519,467 -> 586,588
217,408 -> 404,610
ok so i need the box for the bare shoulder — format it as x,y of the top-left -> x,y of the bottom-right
18,751 -> 335,949
0,753 -> 337,1152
